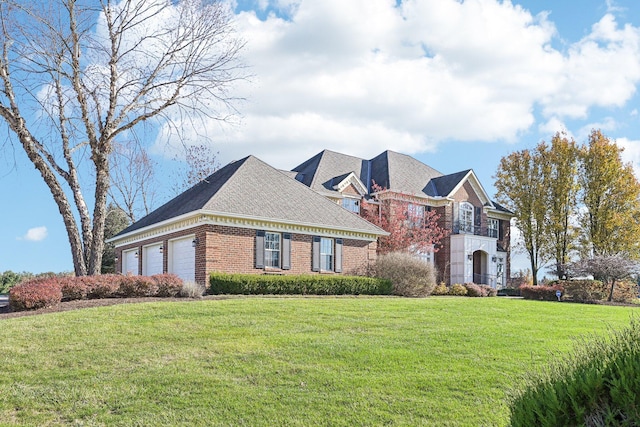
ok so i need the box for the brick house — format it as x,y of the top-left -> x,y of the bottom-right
291,150 -> 514,287
109,155 -> 387,285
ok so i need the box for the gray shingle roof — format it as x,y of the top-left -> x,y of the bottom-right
116,155 -> 386,237
370,151 -> 443,195
292,150 -> 368,195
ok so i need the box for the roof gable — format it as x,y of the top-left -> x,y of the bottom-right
115,155 -> 386,239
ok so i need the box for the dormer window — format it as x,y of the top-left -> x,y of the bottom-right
460,202 -> 474,233
341,197 -> 360,213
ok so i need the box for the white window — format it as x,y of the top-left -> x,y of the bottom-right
407,203 -> 425,228
264,232 -> 281,268
460,202 -> 474,233
488,218 -> 499,238
341,197 -> 360,213
320,238 -> 333,271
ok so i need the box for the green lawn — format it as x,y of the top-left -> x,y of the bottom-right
0,297 -> 636,426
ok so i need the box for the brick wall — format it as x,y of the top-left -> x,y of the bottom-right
116,224 -> 377,285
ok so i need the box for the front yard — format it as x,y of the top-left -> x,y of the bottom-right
0,297 -> 635,426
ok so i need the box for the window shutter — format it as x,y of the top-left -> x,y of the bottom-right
312,236 -> 321,272
498,220 -> 504,241
453,202 -> 459,231
335,239 -> 343,273
255,230 -> 265,268
474,206 -> 482,233
282,233 -> 291,270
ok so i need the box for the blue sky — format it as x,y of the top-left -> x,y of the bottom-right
2,0 -> 640,274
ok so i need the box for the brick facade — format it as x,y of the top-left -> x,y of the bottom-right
116,224 -> 378,285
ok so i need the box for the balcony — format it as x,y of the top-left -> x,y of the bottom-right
452,221 -> 499,238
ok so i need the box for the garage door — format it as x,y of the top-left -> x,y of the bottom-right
122,249 -> 138,275
169,236 -> 195,282
143,243 -> 163,276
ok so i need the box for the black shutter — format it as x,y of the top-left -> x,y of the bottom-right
335,239 -> 343,273
498,220 -> 504,241
255,230 -> 265,268
312,236 -> 321,272
282,233 -> 291,270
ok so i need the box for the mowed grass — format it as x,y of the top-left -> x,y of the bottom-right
0,297 -> 636,426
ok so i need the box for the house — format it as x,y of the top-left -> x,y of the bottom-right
291,150 -> 514,287
109,155 -> 387,284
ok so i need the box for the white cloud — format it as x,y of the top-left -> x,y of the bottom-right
616,137 -> 640,178
18,226 -> 48,242
151,0 -> 640,168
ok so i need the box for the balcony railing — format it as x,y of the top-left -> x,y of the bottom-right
452,221 -> 499,238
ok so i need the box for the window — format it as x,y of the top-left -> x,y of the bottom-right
264,232 -> 281,268
460,202 -> 474,233
320,238 -> 333,271
488,218 -> 499,238
341,197 -> 360,213
407,203 -> 425,228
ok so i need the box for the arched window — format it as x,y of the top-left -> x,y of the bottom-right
460,202 -> 474,233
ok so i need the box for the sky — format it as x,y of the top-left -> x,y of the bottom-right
2,0 -> 640,275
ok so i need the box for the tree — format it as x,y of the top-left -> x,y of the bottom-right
541,132 -> 580,279
579,130 -> 640,257
101,204 -> 130,274
171,143 -> 221,195
495,147 -> 548,285
567,255 -> 640,302
361,183 -> 449,255
0,0 -> 245,275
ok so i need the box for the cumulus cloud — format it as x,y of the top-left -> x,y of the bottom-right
616,137 -> 640,178
152,0 -> 640,169
18,226 -> 48,242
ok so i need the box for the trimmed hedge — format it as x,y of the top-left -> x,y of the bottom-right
519,285 -> 564,301
509,318 -> 640,426
209,273 -> 392,296
547,280 -> 638,303
9,274 -> 184,311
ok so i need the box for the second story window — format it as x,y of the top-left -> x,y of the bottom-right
341,197 -> 360,213
407,203 -> 425,228
460,202 -> 474,233
488,218 -> 499,238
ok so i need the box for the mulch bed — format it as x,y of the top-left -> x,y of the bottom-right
0,295 -> 231,320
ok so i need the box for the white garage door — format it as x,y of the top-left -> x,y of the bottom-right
143,243 -> 163,276
169,236 -> 195,282
122,249 -> 138,275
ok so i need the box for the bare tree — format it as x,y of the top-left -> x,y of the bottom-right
567,255 -> 640,302
109,141 -> 157,222
0,0 -> 245,275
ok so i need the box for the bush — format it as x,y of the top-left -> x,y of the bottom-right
180,281 -> 205,298
612,280 -> 639,303
209,273 -> 392,296
509,317 -> 640,426
117,275 -> 158,297
9,278 -> 62,311
480,285 -> 497,297
449,284 -> 467,296
59,276 -> 89,301
85,275 -> 120,299
519,285 -> 564,301
431,283 -> 449,296
153,274 -> 183,297
464,283 -> 483,297
373,252 -> 437,297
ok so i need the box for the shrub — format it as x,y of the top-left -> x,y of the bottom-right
153,274 -> 183,297
431,283 -> 449,296
464,283 -> 482,297
59,276 -> 89,301
85,275 -> 120,299
449,284 -> 467,296
519,285 -> 564,301
180,281 -> 205,298
209,273 -> 392,296
480,285 -> 497,297
373,252 -> 437,297
117,275 -> 158,297
553,279 -> 606,303
9,278 -> 62,311
509,317 -> 640,426
612,280 -> 639,303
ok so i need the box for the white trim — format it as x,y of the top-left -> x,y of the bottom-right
447,170 -> 493,206
109,210 -> 387,247
333,172 -> 368,196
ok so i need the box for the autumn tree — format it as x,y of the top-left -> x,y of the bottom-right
579,130 -> 640,257
495,146 -> 549,285
541,132 -> 580,278
361,184 -> 449,256
567,255 -> 640,302
0,0 -> 245,275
